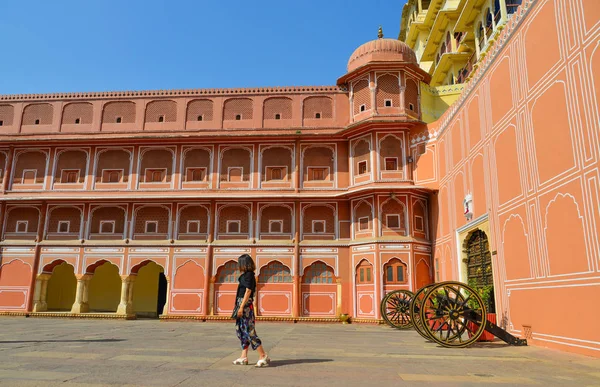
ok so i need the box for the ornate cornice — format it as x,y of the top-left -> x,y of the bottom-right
0,85 -> 346,102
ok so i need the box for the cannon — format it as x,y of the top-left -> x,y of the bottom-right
381,281 -> 528,348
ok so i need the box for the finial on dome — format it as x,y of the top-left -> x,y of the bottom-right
378,26 -> 384,39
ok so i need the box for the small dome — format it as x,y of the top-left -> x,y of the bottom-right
347,38 -> 417,73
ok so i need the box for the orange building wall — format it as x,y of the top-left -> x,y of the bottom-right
412,0 -> 600,356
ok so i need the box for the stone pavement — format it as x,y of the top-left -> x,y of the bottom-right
0,318 -> 597,386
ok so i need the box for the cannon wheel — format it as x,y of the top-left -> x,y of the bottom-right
420,281 -> 487,348
380,289 -> 414,329
409,284 -> 433,340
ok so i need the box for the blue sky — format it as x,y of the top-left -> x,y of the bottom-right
0,0 -> 406,94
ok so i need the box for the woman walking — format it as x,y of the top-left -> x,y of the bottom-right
232,254 -> 270,367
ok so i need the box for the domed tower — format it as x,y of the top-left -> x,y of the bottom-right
338,27 -> 431,124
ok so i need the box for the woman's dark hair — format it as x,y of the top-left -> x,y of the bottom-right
238,254 -> 256,272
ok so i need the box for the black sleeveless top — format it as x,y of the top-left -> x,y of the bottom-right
236,271 -> 256,299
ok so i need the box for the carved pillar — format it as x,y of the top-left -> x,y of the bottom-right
162,278 -> 170,315
71,275 -> 90,313
336,278 -> 343,318
208,276 -> 216,315
292,201 -> 301,318
32,274 -> 50,312
116,275 -> 135,315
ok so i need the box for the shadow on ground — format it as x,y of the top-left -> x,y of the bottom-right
0,339 -> 126,344
268,359 -> 333,368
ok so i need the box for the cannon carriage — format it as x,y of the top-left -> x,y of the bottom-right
380,281 -> 527,348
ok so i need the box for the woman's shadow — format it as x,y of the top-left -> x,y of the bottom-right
268,359 -> 333,368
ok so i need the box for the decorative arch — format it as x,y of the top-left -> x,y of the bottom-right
94,147 -> 133,185
85,259 -> 119,275
11,149 -> 49,186
0,104 -> 15,126
258,261 -> 292,283
258,203 -> 294,236
376,72 -> 400,108
173,260 -> 205,290
4,206 -> 41,236
380,196 -> 407,235
301,260 -> 335,282
132,204 -> 172,237
177,204 -> 210,237
219,145 -> 252,183
53,148 -> 89,185
145,100 -> 177,123
263,97 -> 293,120
22,103 -> 53,125
41,259 -> 71,274
223,98 -> 253,120
352,77 -> 371,115
186,99 -> 214,122
62,102 -> 93,125
130,259 -> 166,275
102,101 -> 136,124
302,96 -> 333,120
353,199 -> 374,233
215,260 -> 240,283
46,205 -> 84,236
382,257 -> 408,285
87,205 -> 128,238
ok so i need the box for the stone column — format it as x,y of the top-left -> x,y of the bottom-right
161,278 -> 170,315
116,275 -> 134,315
336,278 -> 343,318
71,275 -> 90,313
208,276 -> 215,315
32,274 -> 50,312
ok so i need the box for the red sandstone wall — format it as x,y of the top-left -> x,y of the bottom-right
413,0 -> 600,356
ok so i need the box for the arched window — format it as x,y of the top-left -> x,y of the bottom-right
507,0 -> 522,15
259,262 -> 292,283
383,259 -> 407,284
217,261 -> 240,283
303,262 -> 334,284
477,22 -> 485,51
485,8 -> 494,38
356,261 -> 373,284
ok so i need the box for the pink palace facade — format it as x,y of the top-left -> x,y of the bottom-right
0,0 -> 598,357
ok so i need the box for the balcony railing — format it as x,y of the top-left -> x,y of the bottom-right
456,52 -> 477,84
507,1 -> 522,15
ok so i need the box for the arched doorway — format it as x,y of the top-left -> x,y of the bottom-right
465,230 -> 495,313
87,262 -> 121,312
132,261 -> 167,318
301,262 -> 336,317
46,262 -> 77,311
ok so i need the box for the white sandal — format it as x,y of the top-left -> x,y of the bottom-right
255,355 -> 270,367
232,357 -> 248,365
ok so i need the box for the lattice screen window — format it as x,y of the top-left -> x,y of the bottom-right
376,74 -> 400,108
145,100 -> 177,123
187,99 -> 214,121
259,262 -> 292,283
264,98 -> 292,120
303,262 -> 334,284
353,79 -> 371,115
63,103 -> 93,125
0,105 -> 14,126
22,103 -> 53,125
217,261 -> 241,283
303,97 -> 332,119
223,98 -> 253,120
102,102 -> 136,124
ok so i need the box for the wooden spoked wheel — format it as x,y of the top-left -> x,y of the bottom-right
420,281 -> 487,348
409,284 -> 433,340
381,289 -> 414,329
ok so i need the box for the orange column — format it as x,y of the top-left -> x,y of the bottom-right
293,201 -> 301,318
2,146 -> 14,194
27,201 -> 47,311
203,200 -> 215,316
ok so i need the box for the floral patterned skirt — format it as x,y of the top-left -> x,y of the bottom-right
235,298 -> 262,350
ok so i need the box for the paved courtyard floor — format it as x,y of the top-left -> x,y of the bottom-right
0,318 -> 597,386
